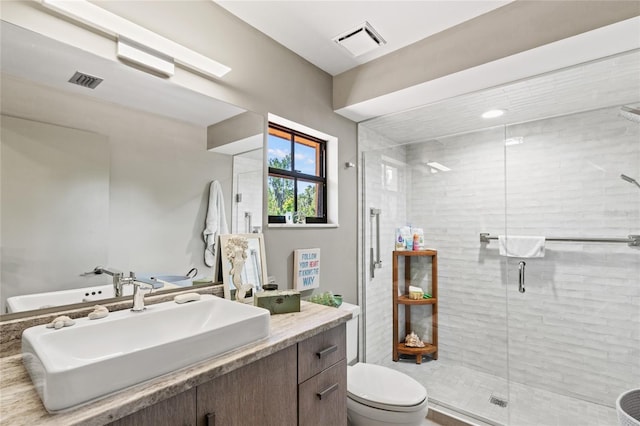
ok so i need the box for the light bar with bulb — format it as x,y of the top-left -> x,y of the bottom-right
40,0 -> 231,79
426,161 -> 451,172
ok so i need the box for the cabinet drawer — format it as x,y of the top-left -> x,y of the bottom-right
298,324 -> 346,383
298,359 -> 347,426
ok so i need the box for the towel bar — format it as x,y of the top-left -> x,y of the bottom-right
479,233 -> 640,247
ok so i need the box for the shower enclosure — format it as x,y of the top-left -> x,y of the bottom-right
358,51 -> 640,425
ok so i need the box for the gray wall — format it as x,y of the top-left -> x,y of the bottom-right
1,1 -> 358,302
1,114 -> 110,304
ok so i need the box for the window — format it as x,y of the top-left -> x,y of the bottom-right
268,122 -> 327,224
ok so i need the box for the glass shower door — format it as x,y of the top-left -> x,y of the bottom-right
231,149 -> 263,234
361,146 -> 410,366
503,106 -> 640,425
360,125 -> 512,425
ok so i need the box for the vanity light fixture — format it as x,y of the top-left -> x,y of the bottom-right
482,109 -> 506,119
40,0 -> 231,79
117,37 -> 174,77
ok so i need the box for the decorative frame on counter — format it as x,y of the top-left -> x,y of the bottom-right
218,233 -> 268,302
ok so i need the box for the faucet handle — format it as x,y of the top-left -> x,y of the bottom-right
80,266 -> 104,276
131,281 -> 152,312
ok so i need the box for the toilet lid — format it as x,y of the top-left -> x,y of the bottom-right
347,364 -> 427,412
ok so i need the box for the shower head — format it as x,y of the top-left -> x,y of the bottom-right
620,106 -> 640,123
621,174 -> 640,189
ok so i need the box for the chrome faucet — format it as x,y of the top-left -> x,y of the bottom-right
86,266 -> 152,311
129,281 -> 153,312
87,266 -> 135,297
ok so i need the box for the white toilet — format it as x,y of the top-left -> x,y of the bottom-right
340,302 -> 429,426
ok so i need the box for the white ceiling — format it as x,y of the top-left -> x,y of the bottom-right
362,49 -> 640,145
216,0 -> 512,76
217,2 -> 640,123
0,21 -> 245,128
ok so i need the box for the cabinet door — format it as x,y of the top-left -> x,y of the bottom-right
108,388 -> 196,426
298,324 -> 346,383
196,345 -> 297,426
298,359 -> 347,426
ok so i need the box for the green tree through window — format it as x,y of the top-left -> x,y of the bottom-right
268,123 -> 326,223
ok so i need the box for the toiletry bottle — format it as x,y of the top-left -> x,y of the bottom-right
405,232 -> 413,250
413,233 -> 419,251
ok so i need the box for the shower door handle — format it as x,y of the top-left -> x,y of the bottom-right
370,208 -> 382,278
518,261 -> 526,293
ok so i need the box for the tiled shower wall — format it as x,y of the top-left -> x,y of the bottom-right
360,106 -> 639,406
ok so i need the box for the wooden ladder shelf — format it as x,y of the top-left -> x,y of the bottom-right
392,250 -> 438,364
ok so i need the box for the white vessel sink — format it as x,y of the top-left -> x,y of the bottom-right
22,295 -> 270,412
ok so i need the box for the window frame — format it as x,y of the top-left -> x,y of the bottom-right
267,122 -> 328,224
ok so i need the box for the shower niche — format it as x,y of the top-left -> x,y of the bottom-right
392,250 -> 438,364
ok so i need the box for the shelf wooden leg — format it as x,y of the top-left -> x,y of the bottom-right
416,354 -> 422,364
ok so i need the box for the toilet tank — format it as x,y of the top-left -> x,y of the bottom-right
338,302 -> 361,363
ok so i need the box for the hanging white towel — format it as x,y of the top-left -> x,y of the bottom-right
203,180 -> 229,267
498,235 -> 545,258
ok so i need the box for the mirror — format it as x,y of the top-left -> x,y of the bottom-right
0,21 -> 264,316
232,149 -> 264,234
218,233 -> 268,302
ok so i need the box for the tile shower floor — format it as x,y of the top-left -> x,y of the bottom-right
380,358 -> 617,426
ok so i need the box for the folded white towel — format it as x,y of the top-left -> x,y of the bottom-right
498,235 -> 545,258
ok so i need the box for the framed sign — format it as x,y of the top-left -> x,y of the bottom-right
293,248 -> 320,291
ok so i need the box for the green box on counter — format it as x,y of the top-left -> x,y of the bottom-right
254,290 -> 300,315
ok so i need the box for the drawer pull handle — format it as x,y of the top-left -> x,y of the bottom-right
206,412 -> 215,426
316,345 -> 337,359
316,383 -> 339,400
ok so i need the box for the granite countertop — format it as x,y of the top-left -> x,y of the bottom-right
0,301 -> 351,426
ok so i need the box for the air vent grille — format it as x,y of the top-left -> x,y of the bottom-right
68,71 -> 103,89
333,21 -> 386,57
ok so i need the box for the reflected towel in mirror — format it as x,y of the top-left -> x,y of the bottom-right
203,180 -> 229,266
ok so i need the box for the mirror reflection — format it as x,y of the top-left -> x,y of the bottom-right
0,22 -> 264,316
232,149 -> 263,234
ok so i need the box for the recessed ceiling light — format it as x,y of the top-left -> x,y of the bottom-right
482,109 -> 506,119
426,161 -> 451,172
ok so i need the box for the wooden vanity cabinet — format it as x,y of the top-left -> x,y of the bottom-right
108,323 -> 346,426
108,389 -> 197,426
297,324 -> 347,426
196,345 -> 298,426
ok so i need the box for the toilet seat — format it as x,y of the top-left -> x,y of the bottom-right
347,364 -> 427,412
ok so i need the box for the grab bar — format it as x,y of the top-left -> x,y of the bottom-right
244,211 -> 252,234
480,233 -> 640,247
370,208 -> 382,278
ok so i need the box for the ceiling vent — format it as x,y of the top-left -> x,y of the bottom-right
333,21 -> 386,57
68,71 -> 103,89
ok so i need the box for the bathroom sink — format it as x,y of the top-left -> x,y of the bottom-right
6,284 -> 139,313
6,277 -> 168,313
21,294 -> 270,412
